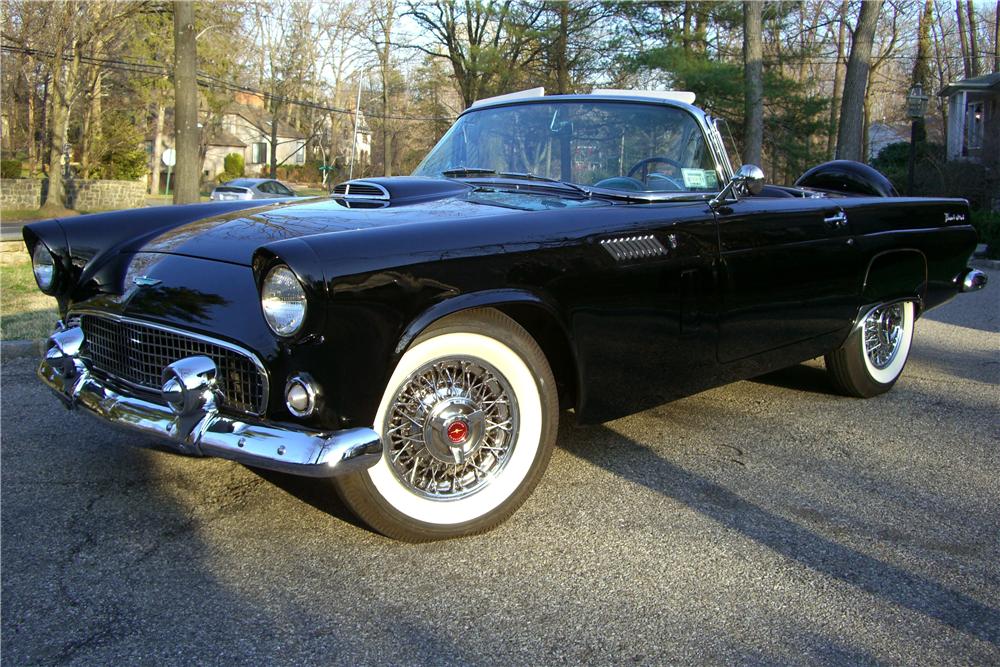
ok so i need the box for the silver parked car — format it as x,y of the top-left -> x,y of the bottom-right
210,178 -> 297,201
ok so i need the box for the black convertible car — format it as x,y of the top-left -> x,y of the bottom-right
26,88 -> 987,541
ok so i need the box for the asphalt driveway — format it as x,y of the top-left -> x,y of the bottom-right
2,273 -> 997,665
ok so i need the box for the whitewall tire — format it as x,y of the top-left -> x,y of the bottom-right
825,300 -> 915,397
334,309 -> 558,541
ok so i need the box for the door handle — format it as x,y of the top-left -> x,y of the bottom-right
824,211 -> 848,228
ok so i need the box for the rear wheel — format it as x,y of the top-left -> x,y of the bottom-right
825,301 -> 915,397
335,309 -> 558,542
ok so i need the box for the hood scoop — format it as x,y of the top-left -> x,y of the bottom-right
332,176 -> 473,205
331,180 -> 390,200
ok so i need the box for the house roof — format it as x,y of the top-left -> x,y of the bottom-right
939,72 -> 1000,97
223,103 -> 306,139
206,128 -> 247,147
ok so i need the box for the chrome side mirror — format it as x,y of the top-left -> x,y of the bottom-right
735,164 -> 765,195
711,164 -> 766,207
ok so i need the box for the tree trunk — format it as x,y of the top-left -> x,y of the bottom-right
836,0 -> 882,162
556,1 -> 569,94
965,1 -> 981,76
911,0 -> 933,145
995,0 -> 1000,73
42,34 -> 81,211
269,98 -> 279,178
957,1 -> 972,78
742,1 -> 763,166
381,45 -> 392,176
150,100 -> 166,195
26,67 -> 36,168
173,0 -> 200,204
827,0 -> 849,159
80,68 -> 103,178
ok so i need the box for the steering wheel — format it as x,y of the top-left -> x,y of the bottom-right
626,156 -> 686,190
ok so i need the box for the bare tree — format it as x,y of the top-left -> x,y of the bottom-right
827,0 -> 850,158
742,0 -> 763,166
836,0 -> 882,162
173,0 -> 200,204
966,0 -> 981,76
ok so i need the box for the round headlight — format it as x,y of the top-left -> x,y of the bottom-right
261,265 -> 307,336
32,243 -> 56,292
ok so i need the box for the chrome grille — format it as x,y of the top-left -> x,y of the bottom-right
79,314 -> 267,415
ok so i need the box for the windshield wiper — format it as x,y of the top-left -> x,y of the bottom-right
495,172 -> 591,197
442,167 -> 498,177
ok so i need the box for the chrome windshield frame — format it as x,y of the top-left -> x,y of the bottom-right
417,94 -> 733,196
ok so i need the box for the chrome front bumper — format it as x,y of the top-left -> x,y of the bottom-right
38,326 -> 382,478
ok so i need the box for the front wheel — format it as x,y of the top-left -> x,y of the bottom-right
825,300 -> 915,397
335,309 -> 558,541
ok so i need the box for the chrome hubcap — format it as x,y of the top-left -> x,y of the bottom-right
384,358 -> 518,500
863,303 -> 904,369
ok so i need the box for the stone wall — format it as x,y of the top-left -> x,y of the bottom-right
66,179 -> 145,211
0,179 -> 43,208
0,178 -> 145,211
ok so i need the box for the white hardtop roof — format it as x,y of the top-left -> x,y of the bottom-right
470,87 -> 697,109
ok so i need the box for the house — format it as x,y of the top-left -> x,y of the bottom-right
939,72 -> 1000,166
214,93 -> 308,176
149,92 -> 308,189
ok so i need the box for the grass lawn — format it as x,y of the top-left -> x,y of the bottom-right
1,249 -> 57,341
0,209 -> 64,223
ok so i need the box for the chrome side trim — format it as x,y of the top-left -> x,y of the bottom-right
70,310 -> 270,415
38,328 -> 381,479
600,234 -> 670,262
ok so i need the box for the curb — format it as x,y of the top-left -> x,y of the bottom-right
1,339 -> 44,361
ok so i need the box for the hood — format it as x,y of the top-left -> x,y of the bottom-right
136,182 -> 609,265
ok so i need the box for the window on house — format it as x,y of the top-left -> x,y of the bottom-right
251,142 -> 268,164
966,102 -> 984,151
291,145 -> 305,165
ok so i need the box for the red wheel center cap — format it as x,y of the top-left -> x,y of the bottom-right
447,419 -> 469,444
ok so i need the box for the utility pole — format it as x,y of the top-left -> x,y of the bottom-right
349,81 -> 362,181
173,1 -> 200,204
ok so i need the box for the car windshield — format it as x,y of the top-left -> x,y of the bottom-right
413,101 -> 722,194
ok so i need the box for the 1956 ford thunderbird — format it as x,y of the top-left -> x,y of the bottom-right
25,88 -> 987,541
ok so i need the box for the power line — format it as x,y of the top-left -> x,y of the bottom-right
0,44 -> 457,123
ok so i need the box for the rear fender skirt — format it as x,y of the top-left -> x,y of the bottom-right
860,249 -> 927,317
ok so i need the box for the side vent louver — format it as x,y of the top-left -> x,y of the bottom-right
600,234 -> 670,262
332,181 -> 390,200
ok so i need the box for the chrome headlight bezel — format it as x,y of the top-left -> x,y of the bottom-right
32,242 -> 58,293
261,264 -> 308,337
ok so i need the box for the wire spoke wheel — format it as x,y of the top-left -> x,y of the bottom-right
384,358 -> 519,500
825,300 -> 915,398
333,309 -> 558,541
863,303 -> 904,369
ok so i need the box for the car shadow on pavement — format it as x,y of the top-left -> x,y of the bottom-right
247,467 -> 370,531
560,423 -> 1000,647
748,362 -> 838,395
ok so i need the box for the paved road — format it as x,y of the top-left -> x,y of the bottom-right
2,275 -> 998,665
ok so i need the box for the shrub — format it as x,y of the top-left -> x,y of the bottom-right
1,159 -> 22,179
223,152 -> 244,178
971,210 -> 1000,259
90,112 -> 148,180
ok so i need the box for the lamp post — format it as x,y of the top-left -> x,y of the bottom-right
906,83 -> 929,196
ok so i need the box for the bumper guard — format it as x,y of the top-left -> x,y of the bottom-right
38,325 -> 382,478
